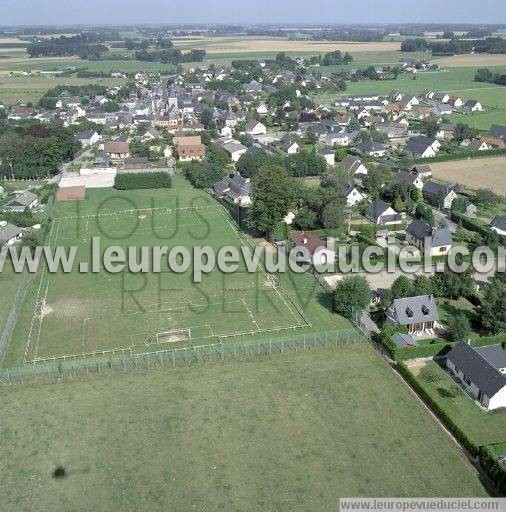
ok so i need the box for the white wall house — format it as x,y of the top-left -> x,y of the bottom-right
446,342 -> 506,411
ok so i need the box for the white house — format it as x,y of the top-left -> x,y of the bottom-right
75,130 -> 101,147
446,342 -> 506,411
406,219 -> 453,256
245,119 -> 267,136
325,132 -> 351,147
282,140 -> 299,154
3,191 -> 38,213
365,199 -> 401,226
341,183 -> 365,207
317,147 -> 335,167
464,100 -> 483,112
220,125 -> 233,137
0,222 -> 24,247
220,140 -> 248,162
290,231 -> 336,269
490,216 -> 506,236
393,171 -> 424,190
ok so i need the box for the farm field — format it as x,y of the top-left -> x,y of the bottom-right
405,360 -> 506,447
0,344 -> 489,512
2,177 -> 354,366
436,54 -> 506,67
431,156 -> 506,195
0,75 -> 125,107
172,36 -> 402,54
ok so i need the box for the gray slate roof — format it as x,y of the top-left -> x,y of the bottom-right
490,216 -> 506,232
490,124 -> 506,140
0,223 -> 23,245
391,294 -> 439,326
365,199 -> 393,220
446,341 -> 506,397
476,344 -> 506,371
391,333 -> 418,348
5,191 -> 38,209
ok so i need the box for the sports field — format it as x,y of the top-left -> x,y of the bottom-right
0,345 -> 489,512
20,182 -> 308,362
431,156 -> 506,195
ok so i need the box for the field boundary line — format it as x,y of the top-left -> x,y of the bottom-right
53,205 -> 221,221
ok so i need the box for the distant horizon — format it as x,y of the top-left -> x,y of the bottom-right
2,0 -> 506,27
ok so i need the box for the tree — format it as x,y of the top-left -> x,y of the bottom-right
249,165 -> 295,234
480,279 -> 506,334
206,144 -> 230,167
390,275 -> 414,300
421,118 -> 439,138
333,276 -> 372,319
236,151 -> 282,179
200,109 -> 215,130
415,203 -> 435,227
473,188 -> 501,208
0,132 -> 22,176
413,275 -> 433,296
431,264 -> 474,300
447,313 -> 471,342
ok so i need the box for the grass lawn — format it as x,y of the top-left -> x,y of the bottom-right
412,360 -> 506,447
0,263 -> 25,339
437,297 -> 480,332
0,344 -> 489,511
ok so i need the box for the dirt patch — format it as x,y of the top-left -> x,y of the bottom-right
259,240 -> 276,253
405,359 -> 428,376
435,54 -> 506,67
431,156 -> 506,195
41,305 -> 54,316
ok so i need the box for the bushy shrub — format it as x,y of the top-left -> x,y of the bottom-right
114,172 -> 172,190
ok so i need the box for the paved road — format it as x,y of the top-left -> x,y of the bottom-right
431,207 -> 458,233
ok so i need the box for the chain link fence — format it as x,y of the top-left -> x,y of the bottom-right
0,329 -> 365,385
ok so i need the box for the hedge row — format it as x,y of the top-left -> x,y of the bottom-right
396,361 -> 479,457
414,147 -> 506,163
114,172 -> 172,190
377,329 -> 453,361
450,211 -> 491,238
479,446 -> 506,494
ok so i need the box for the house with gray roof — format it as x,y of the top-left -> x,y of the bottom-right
404,136 -> 439,159
422,181 -> 457,209
490,216 -> 506,236
393,171 -> 423,190
213,174 -> 252,206
446,342 -> 506,411
490,124 -> 506,140
355,141 -> 387,157
386,294 -> 439,335
406,219 -> 453,256
391,332 -> 418,348
3,191 -> 38,213
0,222 -> 24,247
365,199 -> 402,226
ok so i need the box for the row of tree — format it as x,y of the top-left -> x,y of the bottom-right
0,123 -> 79,179
134,48 -> 206,64
475,67 -> 506,86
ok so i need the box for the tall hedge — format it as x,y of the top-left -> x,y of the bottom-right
114,172 -> 172,190
479,446 -> 506,494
